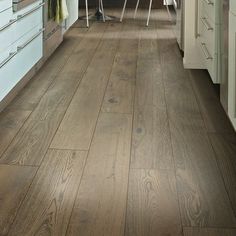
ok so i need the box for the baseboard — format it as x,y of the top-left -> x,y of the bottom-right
183,60 -> 205,69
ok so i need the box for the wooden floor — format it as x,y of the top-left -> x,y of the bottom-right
0,9 -> 236,236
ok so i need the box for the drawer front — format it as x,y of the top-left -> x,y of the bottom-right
0,8 -> 16,52
0,0 -> 12,12
43,27 -> 63,61
228,12 -> 236,129
197,33 -> 219,83
199,14 -> 215,55
230,0 -> 236,16
199,40 -> 216,80
14,0 -> 43,42
201,0 -> 215,23
0,28 -> 43,102
0,7 -> 13,28
0,44 -> 15,64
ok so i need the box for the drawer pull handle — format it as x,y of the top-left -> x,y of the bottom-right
0,19 -> 17,32
17,2 -> 45,20
201,17 -> 213,31
17,28 -> 44,51
195,0 -> 199,38
0,51 -> 18,69
203,0 -> 214,5
201,43 -> 213,60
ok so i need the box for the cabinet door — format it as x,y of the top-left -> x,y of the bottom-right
64,0 -> 78,31
0,0 -> 12,13
228,12 -> 236,129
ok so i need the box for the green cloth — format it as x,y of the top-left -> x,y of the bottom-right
48,0 -> 68,23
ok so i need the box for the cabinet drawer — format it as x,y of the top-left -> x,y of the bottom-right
199,15 -> 215,56
0,8 -> 16,52
230,0 -> 236,16
201,0 -> 215,23
199,41 -> 215,78
0,0 -> 12,13
14,0 -> 43,42
228,12 -> 236,129
43,27 -> 63,61
0,28 -> 43,102
197,34 -> 219,83
0,45 -> 15,64
0,7 -> 13,28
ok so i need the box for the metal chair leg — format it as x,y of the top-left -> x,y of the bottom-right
120,0 -> 127,22
164,0 -> 171,20
100,0 -> 105,22
134,0 -> 140,19
85,0 -> 89,27
146,0 -> 153,26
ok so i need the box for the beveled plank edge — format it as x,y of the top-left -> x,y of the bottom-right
0,22 -> 97,162
0,23 -> 108,167
1,163 -> 39,235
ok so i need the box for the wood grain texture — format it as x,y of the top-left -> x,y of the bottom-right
131,22 -> 173,169
157,11 -> 236,228
101,53 -> 136,114
183,227 -> 236,236
0,109 -> 31,158
0,77 -> 79,166
125,169 -> 182,236
189,70 -> 234,133
158,21 -> 206,134
161,54 -> 205,133
0,165 -> 37,236
8,31 -> 86,111
8,149 -> 87,236
7,68 -> 58,111
102,22 -> 138,114
171,129 -> 236,227
209,133 -> 236,214
51,23 -> 122,150
0,23 -> 106,166
66,112 -> 132,236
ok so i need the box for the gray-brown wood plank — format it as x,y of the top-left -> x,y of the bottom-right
50,22 -> 122,150
125,169 -> 182,236
183,227 -> 236,236
0,165 -> 37,235
8,149 -> 87,236
66,112 -> 132,236
0,22 -> 107,166
0,9 -> 236,236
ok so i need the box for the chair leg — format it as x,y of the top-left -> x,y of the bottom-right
164,0 -> 171,20
146,0 -> 152,26
134,0 -> 140,19
100,0 -> 105,22
120,0 -> 127,22
85,0 -> 89,27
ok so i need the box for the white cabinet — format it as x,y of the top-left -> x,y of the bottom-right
13,1 -> 44,44
0,0 -> 43,103
0,0 -> 12,13
0,28 -> 43,101
228,11 -> 236,129
0,9 -> 15,55
183,0 -> 204,69
230,0 -> 236,14
196,0 -> 223,84
63,0 -> 78,32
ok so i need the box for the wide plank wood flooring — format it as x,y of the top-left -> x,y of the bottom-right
0,9 -> 236,236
